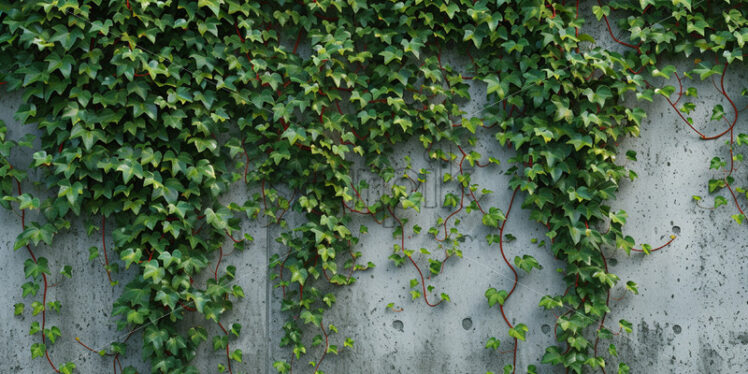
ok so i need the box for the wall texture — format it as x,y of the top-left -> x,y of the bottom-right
2,17 -> 748,374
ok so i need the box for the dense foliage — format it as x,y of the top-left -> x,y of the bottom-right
1,0 -> 744,373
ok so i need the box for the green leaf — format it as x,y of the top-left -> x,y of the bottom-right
24,258 -> 51,280
14,303 -> 24,315
22,282 -> 40,298
538,295 -> 562,310
482,207 -> 505,228
31,343 -> 46,359
711,105 -> 725,121
166,336 -> 187,355
197,0 -> 221,16
145,327 -> 168,350
484,288 -> 508,307
625,281 -> 639,295
542,345 -> 563,365
229,349 -> 243,362
508,323 -> 528,341
619,319 -> 633,333
401,192 -> 423,212
618,363 -> 631,374
732,214 -> 745,224
514,255 -> 542,273
714,195 -> 728,208
60,265 -> 72,279
88,246 -> 100,261
485,337 -> 501,350
143,261 -> 165,284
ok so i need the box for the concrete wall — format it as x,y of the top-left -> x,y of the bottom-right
3,19 -> 748,374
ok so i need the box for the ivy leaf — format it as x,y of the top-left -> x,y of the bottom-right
691,63 -> 723,80
714,195 -> 728,208
24,258 -> 51,280
59,362 -> 76,374
22,282 -> 40,298
197,0 -> 221,16
60,265 -> 72,279
538,295 -> 562,310
619,319 -> 633,333
46,326 -> 62,344
484,288 -> 508,307
618,363 -> 631,374
484,75 -> 507,99
508,323 -> 528,341
143,261 -> 165,284
145,327 -> 168,350
625,281 -> 639,295
166,336 -> 187,355
229,349 -> 243,362
155,290 -> 178,310
514,255 -> 542,273
400,192 -> 423,213
31,343 -> 46,359
482,207 -> 505,228
593,271 -> 620,288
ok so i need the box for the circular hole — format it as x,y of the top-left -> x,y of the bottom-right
462,317 -> 473,330
673,325 -> 682,334
672,226 -> 681,235
392,320 -> 404,332
608,258 -> 618,267
541,324 -> 551,334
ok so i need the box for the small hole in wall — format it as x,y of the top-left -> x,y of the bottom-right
673,325 -> 682,334
541,324 -> 551,334
392,320 -> 404,332
608,258 -> 618,267
462,318 -> 473,330
672,226 -> 681,235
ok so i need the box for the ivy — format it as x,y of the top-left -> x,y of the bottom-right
7,0 -> 744,373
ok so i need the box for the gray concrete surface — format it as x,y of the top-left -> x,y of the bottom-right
3,15 -> 748,374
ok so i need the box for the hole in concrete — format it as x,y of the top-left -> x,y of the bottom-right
462,318 -> 473,330
392,320 -> 404,332
673,325 -> 682,334
541,324 -> 551,334
608,258 -> 618,267
672,226 -> 681,235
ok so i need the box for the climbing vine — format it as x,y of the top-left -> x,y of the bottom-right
0,0 -> 743,373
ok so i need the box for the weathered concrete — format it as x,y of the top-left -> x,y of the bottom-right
3,16 -> 748,374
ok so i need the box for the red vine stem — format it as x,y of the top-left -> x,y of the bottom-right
312,319 -> 329,373
666,63 -> 738,141
74,336 -> 97,354
387,206 -> 442,307
15,177 -> 59,373
630,235 -> 676,253
225,230 -> 242,243
102,215 -> 113,283
497,187 -> 520,374
212,249 -> 233,374
217,321 -> 233,374
597,0 -> 644,74
214,246 -> 223,281
593,247 -> 610,374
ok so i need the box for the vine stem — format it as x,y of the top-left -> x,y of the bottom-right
630,235 -> 676,253
213,248 -> 233,374
593,248 -> 610,374
498,187 -> 520,374
15,177 -> 59,373
597,0 -> 645,75
102,215 -> 113,283
312,319 -> 329,374
387,206 -> 442,307
666,63 -> 738,141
